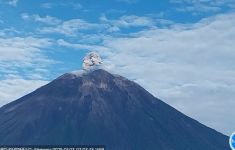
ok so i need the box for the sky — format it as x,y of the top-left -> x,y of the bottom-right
0,0 -> 235,135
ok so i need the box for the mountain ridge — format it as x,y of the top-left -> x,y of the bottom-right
0,69 -> 229,150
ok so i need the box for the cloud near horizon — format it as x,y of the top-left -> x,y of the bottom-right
57,13 -> 235,135
101,13 -> 235,135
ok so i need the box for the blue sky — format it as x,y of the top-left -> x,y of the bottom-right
0,0 -> 235,135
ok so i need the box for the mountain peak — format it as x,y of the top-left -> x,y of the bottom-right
57,69 -> 113,80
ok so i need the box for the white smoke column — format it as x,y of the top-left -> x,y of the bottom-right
82,52 -> 102,71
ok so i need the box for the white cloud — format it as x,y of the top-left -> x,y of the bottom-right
176,4 -> 221,14
100,15 -> 173,33
59,13 -> 235,135
57,39 -> 107,51
0,78 -> 48,107
111,15 -> 155,28
40,2 -> 82,10
0,36 -> 54,86
0,28 -> 19,37
100,13 -> 235,135
37,14 -> 172,36
0,36 -> 54,106
0,37 -> 52,62
34,15 -> 61,25
40,19 -> 100,36
21,13 -> 30,20
21,13 -> 62,25
6,0 -> 18,6
170,0 -> 235,14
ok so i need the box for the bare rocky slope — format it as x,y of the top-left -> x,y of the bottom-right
0,69 -> 229,150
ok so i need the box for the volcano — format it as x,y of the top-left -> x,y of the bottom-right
0,69 -> 229,150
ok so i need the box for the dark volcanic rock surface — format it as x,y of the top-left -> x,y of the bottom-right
0,69 -> 229,150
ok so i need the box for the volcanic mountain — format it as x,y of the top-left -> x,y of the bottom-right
0,69 -> 229,150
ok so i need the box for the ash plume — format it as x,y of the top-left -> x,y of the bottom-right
82,52 -> 102,71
